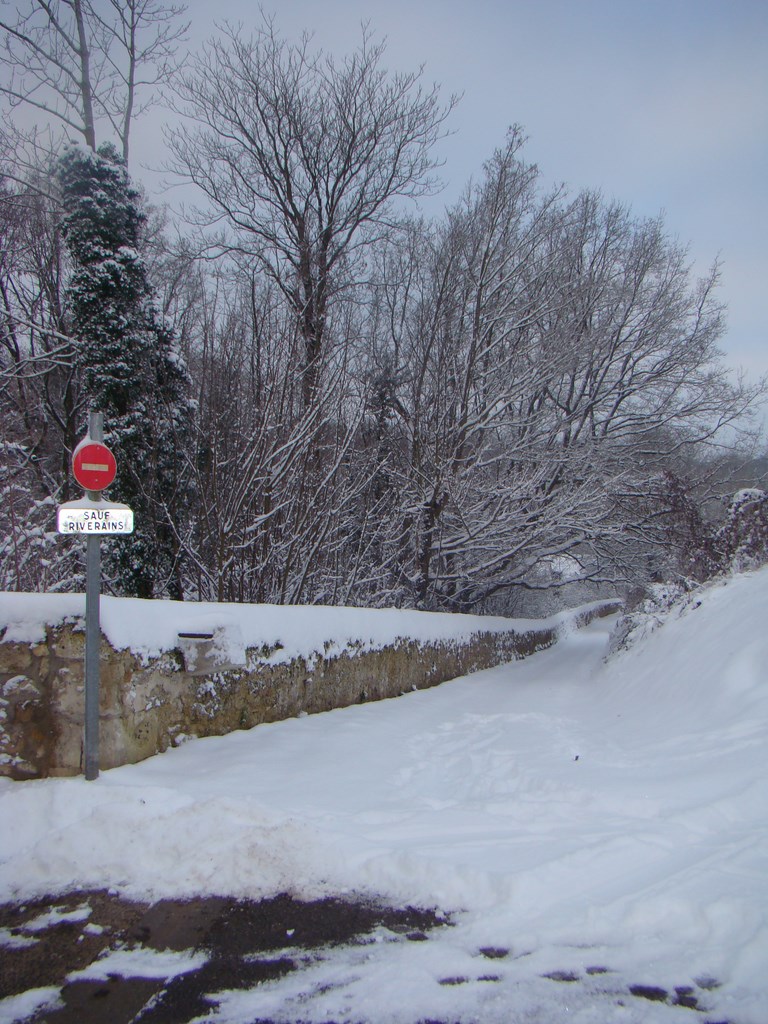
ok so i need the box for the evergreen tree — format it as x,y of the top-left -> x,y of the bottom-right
57,143 -> 194,598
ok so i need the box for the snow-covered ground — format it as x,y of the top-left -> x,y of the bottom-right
1,569 -> 767,1022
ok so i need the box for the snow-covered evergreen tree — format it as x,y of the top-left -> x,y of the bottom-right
57,143 -> 194,598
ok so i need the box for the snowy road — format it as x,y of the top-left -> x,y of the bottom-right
2,570 -> 767,1022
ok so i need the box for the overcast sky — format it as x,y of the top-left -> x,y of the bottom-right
139,1 -> 767,386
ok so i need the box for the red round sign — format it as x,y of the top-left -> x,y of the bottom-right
72,440 -> 117,492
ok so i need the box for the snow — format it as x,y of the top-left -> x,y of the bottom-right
67,945 -> 208,982
0,989 -> 61,1024
20,903 -> 91,932
732,488 -> 765,504
0,591 -> 577,662
0,593 -> 85,644
0,929 -> 36,950
1,569 -> 768,1021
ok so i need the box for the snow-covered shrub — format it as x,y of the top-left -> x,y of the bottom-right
657,470 -> 725,583
717,488 -> 768,573
607,580 -> 693,657
0,444 -> 82,592
609,487 -> 767,657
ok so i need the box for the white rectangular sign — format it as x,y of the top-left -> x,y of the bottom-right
57,503 -> 134,535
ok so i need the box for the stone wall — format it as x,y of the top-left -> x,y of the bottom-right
0,602 -> 620,780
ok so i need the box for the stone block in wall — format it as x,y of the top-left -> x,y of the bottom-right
0,642 -> 33,673
0,665 -> 55,778
49,628 -> 85,660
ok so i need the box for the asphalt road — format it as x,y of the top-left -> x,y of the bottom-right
1,889 -> 447,1023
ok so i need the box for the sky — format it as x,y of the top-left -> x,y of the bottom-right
136,0 -> 767,390
2,1 -> 764,388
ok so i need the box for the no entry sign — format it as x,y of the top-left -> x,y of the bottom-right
72,439 -> 117,492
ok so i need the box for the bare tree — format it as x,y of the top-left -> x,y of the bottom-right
0,0 -> 188,162
366,137 -> 765,610
0,175 -> 84,590
0,177 -> 80,476
168,18 -> 456,409
174,262 -> 372,605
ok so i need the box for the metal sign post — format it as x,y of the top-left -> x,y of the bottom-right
84,411 -> 105,781
84,516 -> 101,781
57,412 -> 133,781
